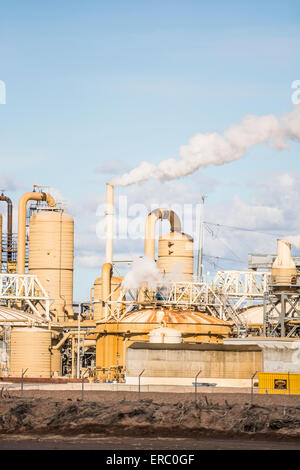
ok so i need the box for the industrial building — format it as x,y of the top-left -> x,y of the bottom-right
0,183 -> 300,389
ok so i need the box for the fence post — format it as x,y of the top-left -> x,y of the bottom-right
251,371 -> 258,405
138,369 -> 145,401
81,369 -> 89,400
194,369 -> 202,404
21,368 -> 28,397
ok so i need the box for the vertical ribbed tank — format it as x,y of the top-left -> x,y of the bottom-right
10,327 -> 51,378
50,348 -> 62,377
157,232 -> 194,282
29,210 -> 74,321
93,276 -> 123,321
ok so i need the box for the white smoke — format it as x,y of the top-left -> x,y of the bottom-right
121,256 -> 186,290
122,256 -> 161,290
284,235 -> 300,249
111,107 -> 300,186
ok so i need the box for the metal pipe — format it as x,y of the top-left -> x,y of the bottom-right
17,191 -> 55,274
106,184 -> 114,264
102,262 -> 112,320
0,193 -> 13,262
196,196 -> 205,281
144,208 -> 181,259
77,312 -> 81,379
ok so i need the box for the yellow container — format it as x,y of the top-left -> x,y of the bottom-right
258,372 -> 300,395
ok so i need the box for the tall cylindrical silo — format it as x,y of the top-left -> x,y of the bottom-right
29,210 -> 74,321
157,232 -> 194,282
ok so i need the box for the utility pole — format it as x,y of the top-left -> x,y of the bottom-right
197,196 -> 206,281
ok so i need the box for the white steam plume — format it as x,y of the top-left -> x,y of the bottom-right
284,235 -> 300,249
111,107 -> 300,186
122,256 -> 161,290
122,256 -> 186,290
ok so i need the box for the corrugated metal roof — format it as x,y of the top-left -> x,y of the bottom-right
0,306 -> 46,324
115,308 -> 230,325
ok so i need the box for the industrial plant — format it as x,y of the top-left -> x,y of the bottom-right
1,183 -> 300,391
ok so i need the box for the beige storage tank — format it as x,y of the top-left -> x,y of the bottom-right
157,232 -> 194,282
93,276 -> 123,321
10,327 -> 51,378
29,210 -> 74,321
50,348 -> 62,377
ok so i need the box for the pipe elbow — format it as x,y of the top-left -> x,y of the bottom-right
45,193 -> 56,207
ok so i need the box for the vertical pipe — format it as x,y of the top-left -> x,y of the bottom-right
281,293 -> 285,338
197,196 -> 206,281
0,194 -> 13,262
106,184 -> 114,264
71,335 -> 75,378
77,312 -> 81,379
144,209 -> 181,259
17,191 -> 55,274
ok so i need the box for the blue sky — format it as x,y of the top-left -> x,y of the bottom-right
0,1 -> 299,299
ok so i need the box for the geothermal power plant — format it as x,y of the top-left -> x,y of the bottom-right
1,182 -> 300,390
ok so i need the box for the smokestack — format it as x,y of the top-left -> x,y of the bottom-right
271,239 -> 297,287
105,184 -> 114,264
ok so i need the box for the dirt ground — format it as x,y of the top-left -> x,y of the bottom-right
1,389 -> 300,449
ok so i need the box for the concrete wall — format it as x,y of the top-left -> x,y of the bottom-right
224,338 -> 300,373
126,344 -> 262,379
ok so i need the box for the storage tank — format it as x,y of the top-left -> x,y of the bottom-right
10,327 -> 51,378
93,276 -> 123,321
29,210 -> 74,321
149,326 -> 182,344
157,232 -> 194,282
50,348 -> 62,377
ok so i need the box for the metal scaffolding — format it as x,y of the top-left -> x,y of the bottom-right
263,290 -> 300,338
101,270 -> 273,337
0,273 -> 52,319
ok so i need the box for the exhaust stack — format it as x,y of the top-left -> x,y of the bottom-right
271,239 -> 297,288
105,184 -> 114,264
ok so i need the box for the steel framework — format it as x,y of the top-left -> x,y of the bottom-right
263,290 -> 300,338
0,273 -> 52,319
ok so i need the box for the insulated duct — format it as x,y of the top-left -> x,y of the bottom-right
144,208 -> 181,259
17,191 -> 55,274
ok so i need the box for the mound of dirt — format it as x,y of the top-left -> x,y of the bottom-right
1,391 -> 300,441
